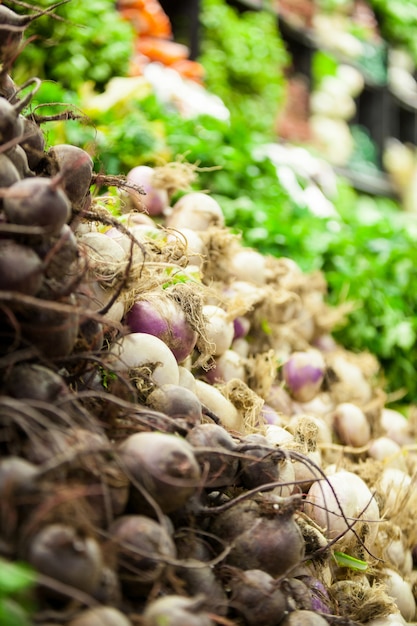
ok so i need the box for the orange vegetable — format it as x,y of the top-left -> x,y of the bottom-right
170,59 -> 206,84
118,0 -> 172,38
136,36 -> 189,65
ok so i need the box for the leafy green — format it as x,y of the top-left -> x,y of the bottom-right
369,0 -> 417,65
0,560 -> 36,626
198,0 -> 289,135
10,0 -> 135,91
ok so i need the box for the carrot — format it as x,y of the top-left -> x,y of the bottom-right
170,58 -> 206,84
118,0 -> 172,38
136,36 -> 189,65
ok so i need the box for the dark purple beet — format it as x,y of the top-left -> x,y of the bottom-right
0,239 -> 43,295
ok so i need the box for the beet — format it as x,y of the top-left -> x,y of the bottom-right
118,431 -> 201,514
0,239 -> 43,295
186,423 -> 239,488
4,176 -> 71,234
26,523 -> 103,597
48,144 -> 94,207
227,568 -> 286,625
210,499 -> 305,577
109,514 -> 176,596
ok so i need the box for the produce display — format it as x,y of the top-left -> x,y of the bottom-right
2,2 -> 417,626
13,0 -> 417,404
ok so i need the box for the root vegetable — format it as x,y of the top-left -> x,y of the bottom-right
175,533 -> 228,616
186,423 -> 239,487
21,117 -> 45,170
282,350 -> 325,402
110,514 -> 176,594
0,153 -> 20,189
118,431 -> 201,513
79,231 -> 128,282
0,456 -> 38,498
6,144 -> 34,178
237,434 -> 281,490
68,606 -> 132,626
108,332 -> 180,387
230,248 -> 268,285
126,165 -> 169,216
203,349 -> 246,384
26,524 -> 103,596
166,191 -> 225,231
378,468 -> 412,515
227,568 -> 286,625
4,362 -> 68,402
194,379 -> 244,432
4,176 -> 71,234
305,470 -> 380,543
210,499 -> 305,577
0,239 -> 43,295
125,293 -> 198,363
384,569 -> 416,622
280,610 -> 330,626
142,595 -> 215,626
47,144 -> 93,207
18,295 -> 80,358
146,383 -> 202,426
202,304 -> 234,356
332,402 -> 371,447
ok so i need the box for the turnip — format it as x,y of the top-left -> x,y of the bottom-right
202,304 -> 234,356
68,606 -> 133,626
282,349 -> 326,402
230,247 -> 268,285
142,595 -> 215,626
124,292 -> 198,363
332,402 -> 371,447
166,191 -> 225,231
118,431 -> 201,513
383,568 -> 416,622
304,470 -> 380,544
194,379 -> 244,432
280,610 -> 330,626
203,349 -> 246,384
107,332 -> 180,387
126,165 -> 169,216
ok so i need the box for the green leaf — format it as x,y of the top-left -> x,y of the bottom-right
0,561 -> 36,596
333,551 -> 368,571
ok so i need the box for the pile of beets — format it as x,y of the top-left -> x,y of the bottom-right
2,3 -> 417,626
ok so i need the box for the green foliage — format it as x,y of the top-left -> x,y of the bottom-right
198,0 -> 289,134
369,0 -> 417,64
0,559 -> 36,626
11,0 -> 135,90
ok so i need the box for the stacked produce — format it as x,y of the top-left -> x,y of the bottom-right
2,4 -> 417,626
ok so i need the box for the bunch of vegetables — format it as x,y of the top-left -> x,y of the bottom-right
2,3 -> 417,626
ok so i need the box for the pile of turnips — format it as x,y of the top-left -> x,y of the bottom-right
2,4 -> 417,626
